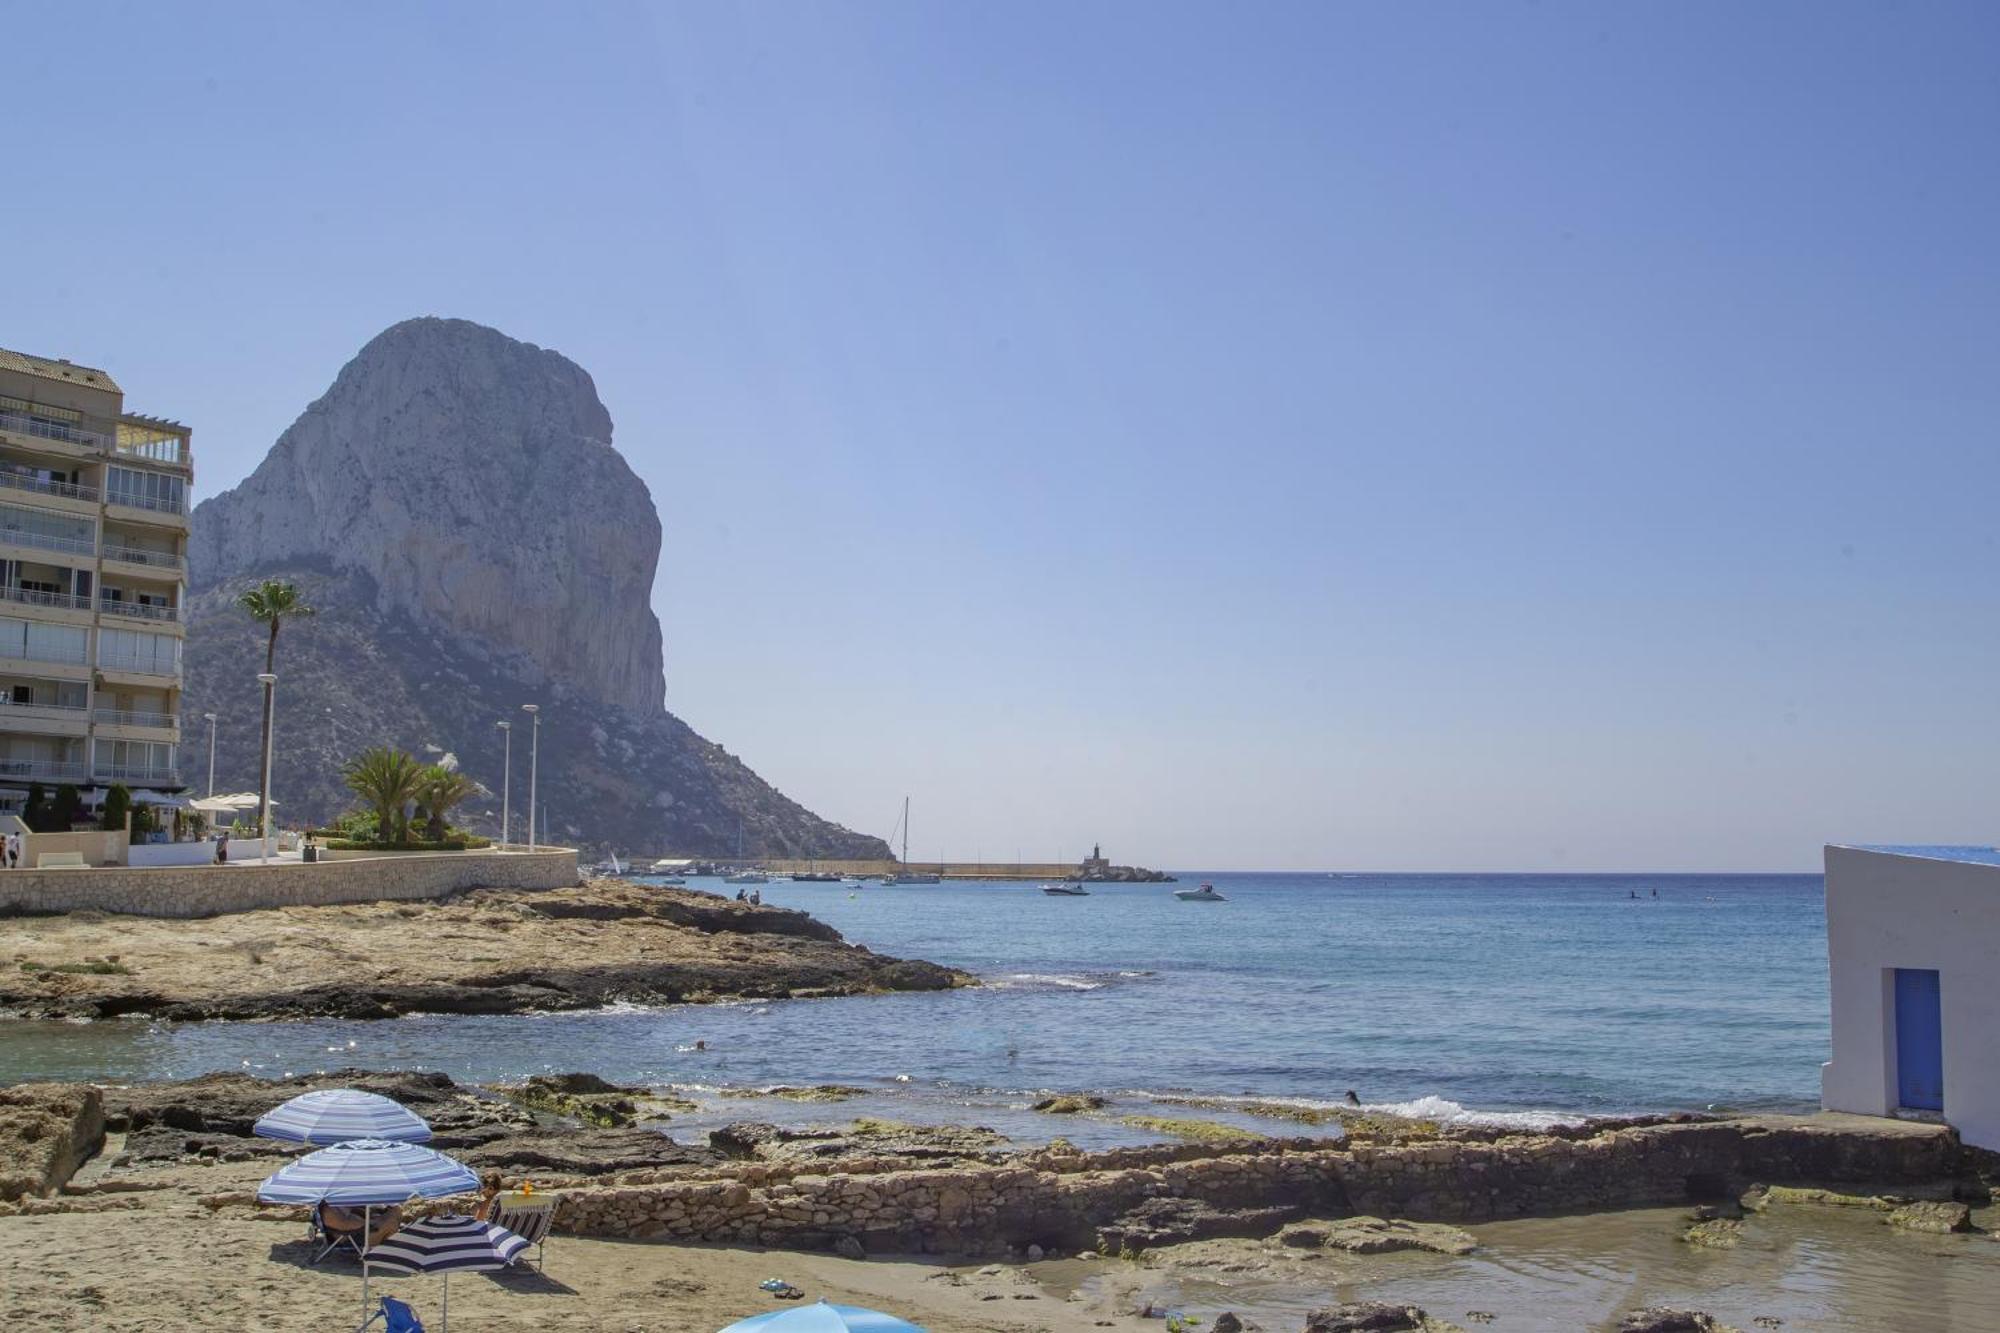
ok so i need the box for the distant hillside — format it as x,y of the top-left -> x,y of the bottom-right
183,318 -> 888,859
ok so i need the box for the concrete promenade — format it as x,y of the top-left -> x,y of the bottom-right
0,847 -> 579,919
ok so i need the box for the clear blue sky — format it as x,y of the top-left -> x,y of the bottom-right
9,3 -> 2000,870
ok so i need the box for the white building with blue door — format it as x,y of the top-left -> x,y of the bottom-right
1822,844 -> 2000,1149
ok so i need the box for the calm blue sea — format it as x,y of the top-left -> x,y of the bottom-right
1,873 -> 1828,1136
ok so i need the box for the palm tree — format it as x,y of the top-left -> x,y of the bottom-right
238,579 -> 315,834
343,747 -> 423,844
412,765 -> 480,842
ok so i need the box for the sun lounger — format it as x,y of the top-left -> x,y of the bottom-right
34,851 -> 88,869
487,1192 -> 557,1271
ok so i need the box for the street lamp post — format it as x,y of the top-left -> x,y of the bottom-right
522,704 -> 539,853
256,673 -> 277,863
203,712 -> 218,797
496,720 -> 512,849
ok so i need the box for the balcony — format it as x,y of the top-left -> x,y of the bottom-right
95,653 -> 178,678
99,597 -> 180,624
93,764 -> 180,787
104,488 -> 189,518
100,543 -> 185,572
0,698 -> 89,724
114,423 -> 190,468
0,470 -> 98,504
0,525 -> 96,559
0,585 -> 90,613
0,644 -> 90,668
0,757 -> 89,783
93,707 -> 178,730
0,407 -> 111,453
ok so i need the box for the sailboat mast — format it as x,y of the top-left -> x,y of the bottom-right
902,795 -> 910,865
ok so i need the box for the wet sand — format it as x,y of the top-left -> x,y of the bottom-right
1086,1199 -> 2000,1331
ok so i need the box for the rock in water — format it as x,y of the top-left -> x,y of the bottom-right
186,317 -> 891,857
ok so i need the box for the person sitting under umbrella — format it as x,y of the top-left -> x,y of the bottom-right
323,1200 -> 403,1250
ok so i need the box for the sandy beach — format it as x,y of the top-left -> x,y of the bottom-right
7,1136 -> 2000,1332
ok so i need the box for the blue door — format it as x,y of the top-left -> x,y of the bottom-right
1894,968 -> 1944,1111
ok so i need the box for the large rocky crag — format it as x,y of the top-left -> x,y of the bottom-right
185,318 -> 887,857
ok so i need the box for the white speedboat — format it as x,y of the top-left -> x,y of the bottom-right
725,871 -> 769,885
1042,882 -> 1090,896
1174,882 -> 1227,902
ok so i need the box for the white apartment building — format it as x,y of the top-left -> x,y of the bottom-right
0,346 -> 190,813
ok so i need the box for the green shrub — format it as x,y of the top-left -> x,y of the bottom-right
99,784 -> 131,833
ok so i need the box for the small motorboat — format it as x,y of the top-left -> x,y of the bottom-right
1042,882 -> 1090,896
1174,882 -> 1227,902
791,872 -> 842,882
724,871 -> 769,885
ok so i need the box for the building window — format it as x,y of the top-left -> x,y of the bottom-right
106,466 -> 186,514
97,626 -> 180,675
0,615 -> 89,664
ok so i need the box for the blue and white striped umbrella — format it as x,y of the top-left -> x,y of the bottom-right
366,1214 -> 530,1333
365,1214 -> 530,1274
254,1089 -> 433,1146
718,1303 -> 928,1333
256,1139 -> 478,1206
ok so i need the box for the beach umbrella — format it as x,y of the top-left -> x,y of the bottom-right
717,1302 -> 928,1333
254,1089 -> 433,1146
365,1214 -> 529,1332
256,1138 -> 477,1207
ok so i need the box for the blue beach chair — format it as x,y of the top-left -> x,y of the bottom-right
361,1295 -> 425,1333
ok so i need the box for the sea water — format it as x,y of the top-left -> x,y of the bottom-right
0,872 -> 1826,1136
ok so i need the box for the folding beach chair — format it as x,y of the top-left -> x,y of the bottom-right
310,1201 -> 365,1264
361,1295 -> 425,1333
486,1192 -> 558,1272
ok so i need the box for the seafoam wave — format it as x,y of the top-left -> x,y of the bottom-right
984,973 -> 1108,991
1362,1094 -> 1584,1132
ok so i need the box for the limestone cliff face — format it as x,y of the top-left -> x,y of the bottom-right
190,318 -> 665,716
187,319 -> 889,858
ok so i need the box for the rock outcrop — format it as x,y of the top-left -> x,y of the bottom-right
0,1083 -> 105,1201
186,318 -> 890,857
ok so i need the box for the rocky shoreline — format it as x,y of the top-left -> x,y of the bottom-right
3,1070 -> 1996,1331
0,880 -> 966,1022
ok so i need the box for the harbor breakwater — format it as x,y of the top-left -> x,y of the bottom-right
554,1114 -> 1963,1254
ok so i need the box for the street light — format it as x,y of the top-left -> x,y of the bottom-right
496,720 -> 512,850
203,712 -> 218,797
521,704 -> 539,853
256,673 -> 277,863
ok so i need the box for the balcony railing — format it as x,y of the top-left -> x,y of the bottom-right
0,757 -> 89,782
104,488 -> 189,518
0,644 -> 90,667
95,653 -> 178,677
0,407 -> 111,452
114,433 -> 189,467
0,699 -> 88,723
93,707 -> 177,730
0,525 -> 97,558
99,597 -> 180,623
0,470 -> 98,504
93,764 -> 180,786
100,543 -> 185,571
0,584 -> 89,612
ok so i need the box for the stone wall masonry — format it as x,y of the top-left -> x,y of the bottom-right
0,849 -> 579,919
551,1116 -> 1963,1255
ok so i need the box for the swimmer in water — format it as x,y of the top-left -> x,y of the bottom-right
1344,1089 -> 1361,1106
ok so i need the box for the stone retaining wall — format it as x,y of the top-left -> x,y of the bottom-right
552,1117 -> 1962,1254
0,849 -> 579,918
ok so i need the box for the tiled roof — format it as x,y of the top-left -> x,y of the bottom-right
0,347 -> 121,394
